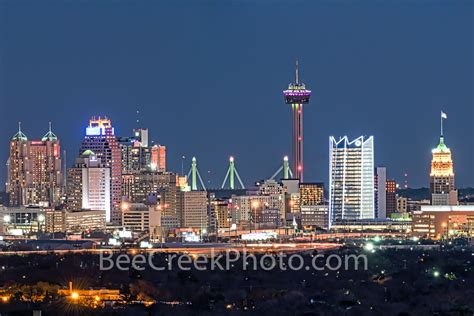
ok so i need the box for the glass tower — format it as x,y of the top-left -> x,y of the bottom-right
329,136 -> 375,226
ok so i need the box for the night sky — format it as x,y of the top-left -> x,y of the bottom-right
1,0 -> 473,189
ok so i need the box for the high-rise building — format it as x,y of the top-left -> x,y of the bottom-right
374,167 -> 387,219
329,136 -> 375,225
299,183 -> 324,206
430,135 -> 456,205
118,128 -> 166,174
66,151 -> 111,221
151,144 -> 166,172
299,183 -> 327,229
212,198 -> 230,229
283,61 -> 311,181
79,117 -> 121,223
386,179 -> 397,217
7,123 -> 63,207
178,190 -> 208,230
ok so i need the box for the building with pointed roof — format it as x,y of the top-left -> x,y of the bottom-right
7,122 -> 63,206
430,136 -> 456,205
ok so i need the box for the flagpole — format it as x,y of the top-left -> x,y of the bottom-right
440,111 -> 443,137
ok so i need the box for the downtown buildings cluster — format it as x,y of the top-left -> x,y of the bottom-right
1,64 -> 471,244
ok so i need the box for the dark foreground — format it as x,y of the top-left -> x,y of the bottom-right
0,245 -> 473,315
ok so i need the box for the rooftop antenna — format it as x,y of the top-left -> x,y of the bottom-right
18,121 -> 22,132
295,59 -> 299,84
49,121 -> 52,132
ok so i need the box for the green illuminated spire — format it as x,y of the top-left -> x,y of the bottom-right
433,136 -> 450,153
11,122 -> 28,141
82,149 -> 95,156
42,122 -> 58,141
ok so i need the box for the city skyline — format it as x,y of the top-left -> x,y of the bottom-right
1,1 -> 473,188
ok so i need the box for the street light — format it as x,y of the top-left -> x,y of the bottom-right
37,214 -> 45,234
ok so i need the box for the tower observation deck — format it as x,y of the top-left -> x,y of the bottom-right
283,61 -> 311,181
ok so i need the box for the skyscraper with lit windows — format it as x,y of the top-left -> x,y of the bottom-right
7,123 -> 63,207
79,117 -> 121,223
430,136 -> 456,205
329,136 -> 375,225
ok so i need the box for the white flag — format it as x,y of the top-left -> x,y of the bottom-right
441,111 -> 447,119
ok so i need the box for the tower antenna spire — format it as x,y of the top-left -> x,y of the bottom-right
18,121 -> 21,132
295,59 -> 299,84
49,121 -> 52,132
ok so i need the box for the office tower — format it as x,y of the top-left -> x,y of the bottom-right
301,205 -> 329,230
283,61 -> 311,181
151,144 -> 166,172
79,117 -> 121,223
122,203 -> 153,232
430,127 -> 456,205
386,179 -> 397,217
299,183 -> 324,206
374,167 -> 387,219
118,129 -> 166,174
329,136 -> 375,225
7,123 -> 63,207
178,190 -> 208,230
299,183 -> 327,230
133,128 -> 149,147
122,172 -> 178,227
212,198 -> 230,229
66,151 -> 111,221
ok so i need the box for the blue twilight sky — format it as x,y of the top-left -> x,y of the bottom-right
0,0 -> 473,189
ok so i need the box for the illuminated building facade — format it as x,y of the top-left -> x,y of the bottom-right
178,190 -> 208,230
412,205 -> 474,239
122,203 -> 152,232
301,205 -> 329,230
430,135 -> 456,205
151,144 -> 166,172
66,151 -> 111,221
118,128 -> 166,174
299,183 -> 324,206
79,117 -> 121,223
329,136 -> 375,225
386,179 -> 397,217
299,182 -> 327,229
283,61 -> 311,181
7,123 -> 63,207
212,198 -> 230,229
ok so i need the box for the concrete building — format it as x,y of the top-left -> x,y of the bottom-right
7,123 -> 63,207
397,196 -> 408,213
301,205 -> 329,230
79,117 -> 121,223
0,206 -> 46,235
386,179 -> 397,218
412,205 -> 474,239
430,132 -> 456,205
178,191 -> 208,230
67,151 -> 111,221
65,210 -> 106,232
374,167 -> 387,219
329,136 -> 375,225
211,198 -> 230,229
121,172 -> 178,228
122,203 -> 151,232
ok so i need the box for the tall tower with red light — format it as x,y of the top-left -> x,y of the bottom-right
283,61 -> 311,181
